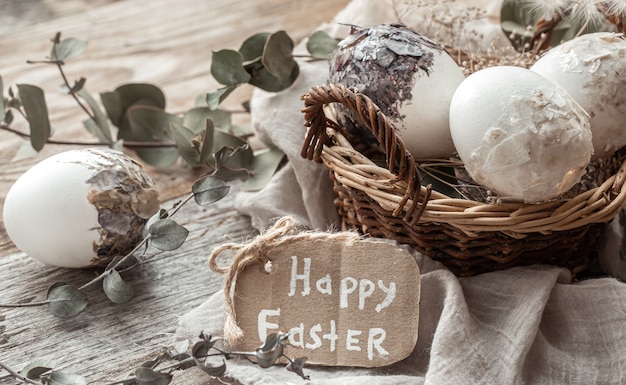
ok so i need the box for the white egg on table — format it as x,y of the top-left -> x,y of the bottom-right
3,148 -> 160,268
530,32 -> 626,159
449,66 -> 593,203
329,23 -> 465,159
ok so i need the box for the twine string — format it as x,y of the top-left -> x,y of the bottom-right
207,216 -> 362,345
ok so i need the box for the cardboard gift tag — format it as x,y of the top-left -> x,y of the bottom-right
211,218 -> 420,368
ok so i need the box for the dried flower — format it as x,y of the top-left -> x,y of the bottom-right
570,0 -> 608,27
603,0 -> 626,17
524,0 -> 625,27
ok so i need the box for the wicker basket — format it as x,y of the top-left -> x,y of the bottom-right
301,83 -> 626,276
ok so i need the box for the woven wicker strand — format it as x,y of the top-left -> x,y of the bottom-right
301,83 -> 432,224
301,83 -> 626,276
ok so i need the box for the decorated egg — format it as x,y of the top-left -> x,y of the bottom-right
531,32 -> 626,159
3,148 -> 160,268
329,23 -> 465,159
449,66 -> 593,203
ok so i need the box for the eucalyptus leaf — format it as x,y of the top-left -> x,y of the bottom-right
243,147 -> 285,191
105,254 -> 139,272
142,209 -> 168,239
102,83 -> 166,133
239,32 -> 270,62
112,139 -> 124,151
191,339 -> 226,376
195,360 -> 226,377
77,88 -> 113,144
125,107 -> 179,141
229,123 -> 253,137
141,358 -> 160,369
51,37 -> 87,62
21,360 -> 54,379
191,175 -> 230,206
100,91 -> 122,126
248,64 -> 299,92
134,147 -> 180,168
149,219 -> 189,251
47,282 -> 88,317
134,367 -> 173,385
205,85 -> 238,110
103,270 -> 134,304
191,340 -> 208,359
212,131 -> 253,170
174,354 -> 195,370
306,30 -> 338,59
211,49 -> 251,86
4,108 -> 13,125
11,139 -> 38,162
126,107 -> 180,167
199,119 -> 214,165
17,83 -> 51,151
69,77 -> 86,94
262,31 -> 296,83
114,83 -> 166,111
82,119 -> 105,143
256,332 -> 287,368
183,107 -> 231,133
214,166 -> 252,181
7,95 -> 21,109
286,356 -> 309,380
170,122 -> 201,166
47,371 -> 88,385
213,144 -> 246,168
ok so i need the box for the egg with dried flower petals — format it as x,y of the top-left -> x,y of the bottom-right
449,66 -> 593,203
3,148 -> 160,268
531,32 -> 626,159
329,23 -> 465,158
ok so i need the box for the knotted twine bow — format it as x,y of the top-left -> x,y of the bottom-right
208,216 -> 363,345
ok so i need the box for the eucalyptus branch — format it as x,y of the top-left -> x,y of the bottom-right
164,192 -> 196,219
77,187 -> 199,292
54,62 -> 96,124
0,299 -> 51,308
0,331 -> 308,385
0,361 -> 41,385
1,122 -> 103,146
0,27 -> 319,383
0,149 -> 232,316
0,121 -> 181,148
77,237 -> 150,292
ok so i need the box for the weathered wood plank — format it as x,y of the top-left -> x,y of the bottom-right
0,185 -> 251,384
0,0 -> 349,383
0,0 -> 350,227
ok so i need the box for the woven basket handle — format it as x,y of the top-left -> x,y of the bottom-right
300,83 -> 431,223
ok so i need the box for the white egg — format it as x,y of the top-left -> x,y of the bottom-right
449,66 -> 593,203
3,148 -> 160,268
531,32 -> 626,159
329,23 -> 465,158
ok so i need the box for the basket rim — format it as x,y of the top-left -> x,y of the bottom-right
301,83 -> 626,236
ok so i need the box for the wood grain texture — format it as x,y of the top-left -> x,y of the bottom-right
0,0 -> 349,383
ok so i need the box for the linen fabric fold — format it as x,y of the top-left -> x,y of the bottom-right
178,1 -> 626,383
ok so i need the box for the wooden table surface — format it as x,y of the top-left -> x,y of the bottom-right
0,0 -> 349,383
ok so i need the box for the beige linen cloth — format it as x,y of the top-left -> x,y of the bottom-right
177,1 -> 626,383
